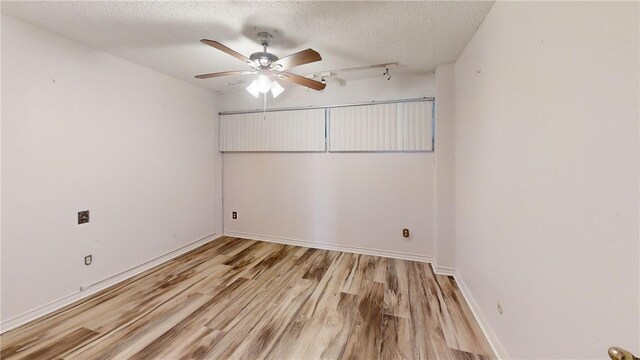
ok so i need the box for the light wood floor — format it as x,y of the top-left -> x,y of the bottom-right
1,237 -> 494,360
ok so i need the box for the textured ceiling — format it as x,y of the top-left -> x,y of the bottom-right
1,1 -> 493,92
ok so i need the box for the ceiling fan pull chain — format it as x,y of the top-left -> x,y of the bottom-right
263,92 -> 267,120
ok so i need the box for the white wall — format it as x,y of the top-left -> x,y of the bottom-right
454,2 -> 639,358
434,64 -> 456,272
1,15 -> 221,325
220,74 -> 437,260
223,152 -> 434,259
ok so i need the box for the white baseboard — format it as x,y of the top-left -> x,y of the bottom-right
224,231 -> 432,263
433,264 -> 456,276
0,233 -> 223,334
454,270 -> 509,360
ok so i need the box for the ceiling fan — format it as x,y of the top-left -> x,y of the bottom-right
195,32 -> 326,98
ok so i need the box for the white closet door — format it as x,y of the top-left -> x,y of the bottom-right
328,101 -> 433,152
219,108 -> 326,152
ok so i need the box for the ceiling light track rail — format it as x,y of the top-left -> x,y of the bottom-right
219,96 -> 434,116
310,62 -> 399,79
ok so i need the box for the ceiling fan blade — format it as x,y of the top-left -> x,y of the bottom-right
272,49 -> 322,71
279,72 -> 326,91
201,39 -> 254,67
195,70 -> 256,79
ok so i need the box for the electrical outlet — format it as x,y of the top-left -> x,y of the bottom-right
402,228 -> 410,238
84,255 -> 93,266
78,210 -> 89,224
232,211 -> 237,220
497,302 -> 504,315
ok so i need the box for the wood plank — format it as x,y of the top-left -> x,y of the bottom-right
407,261 -> 452,359
295,251 -> 344,319
261,250 -> 344,359
263,309 -> 308,360
125,277 -> 251,360
339,254 -> 364,295
367,255 -> 387,284
65,293 -> 212,359
20,328 -> 98,360
381,314 -> 414,360
437,274 -> 495,358
215,279 -> 316,359
167,327 -> 225,360
384,258 -> 411,319
449,349 -> 491,360
195,242 -> 276,294
240,243 -> 289,280
204,251 -> 305,332
312,292 -> 359,360
427,269 -> 460,352
222,241 -> 266,267
201,265 -> 318,359
1,327 -> 97,360
302,250 -> 339,281
340,280 -> 384,360
271,253 -> 356,360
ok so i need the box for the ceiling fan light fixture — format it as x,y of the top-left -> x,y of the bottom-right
270,80 -> 284,98
246,79 -> 260,97
256,74 -> 271,93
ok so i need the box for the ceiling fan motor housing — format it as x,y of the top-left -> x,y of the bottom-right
252,32 -> 278,68
250,51 -> 279,68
